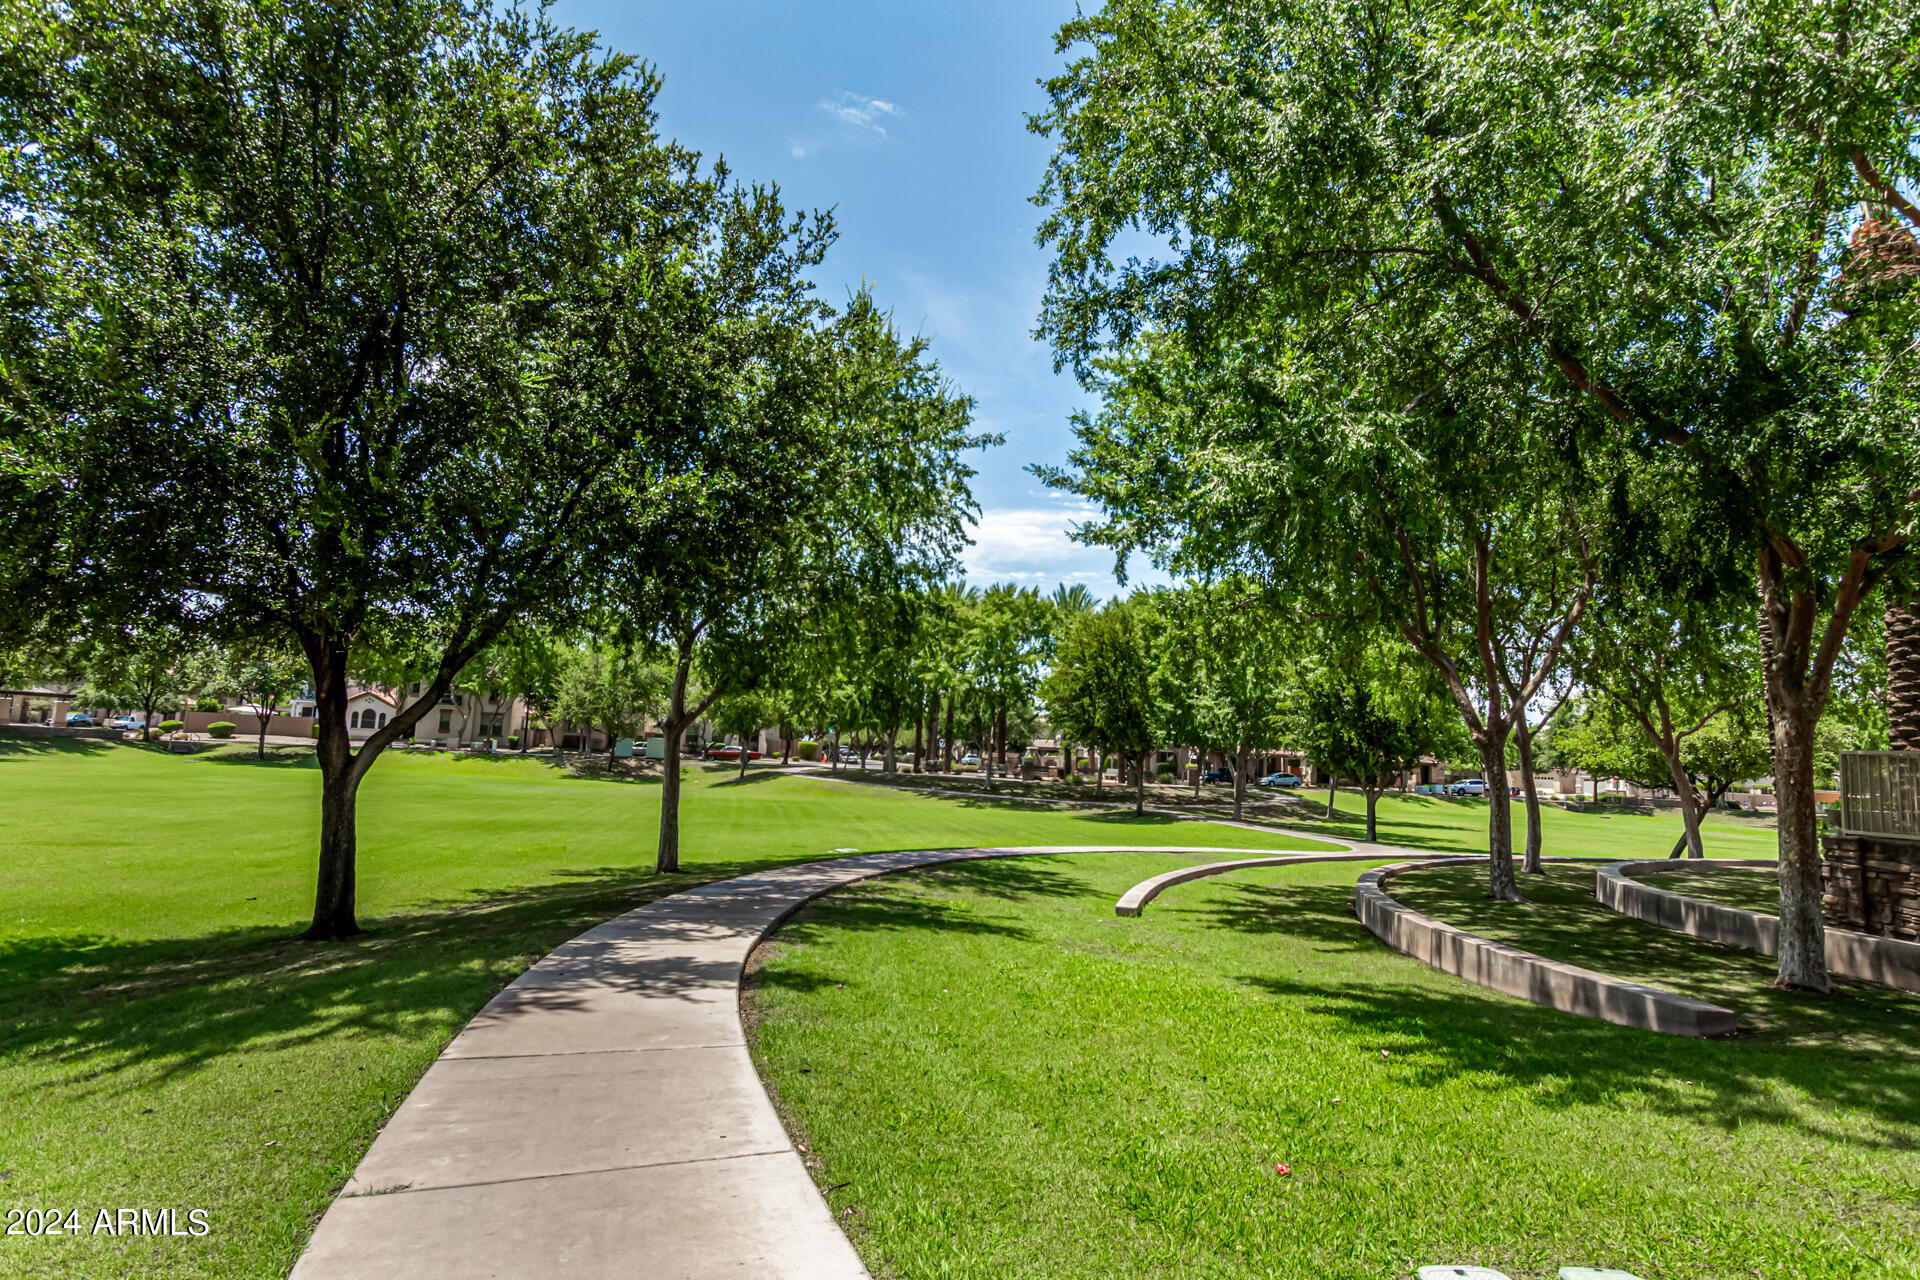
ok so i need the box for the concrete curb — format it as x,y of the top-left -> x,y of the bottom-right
288,842 -> 1311,1280
1113,846 -> 1411,915
1596,859 -> 1920,994
1356,859 -> 1740,1038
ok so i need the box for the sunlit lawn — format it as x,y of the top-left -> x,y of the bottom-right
749,854 -> 1920,1280
0,736 -> 1322,1280
828,768 -> 1780,862
0,737 -> 1790,1279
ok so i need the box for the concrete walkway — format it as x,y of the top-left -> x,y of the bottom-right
289,843 -> 1308,1280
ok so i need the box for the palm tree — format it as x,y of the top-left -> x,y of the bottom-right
1892,596 -> 1920,751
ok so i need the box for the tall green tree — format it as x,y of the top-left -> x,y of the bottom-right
6,0 -> 712,938
553,646 -> 666,767
210,639 -> 308,759
1041,599 -> 1157,816
1146,581 -> 1296,822
72,621 -> 203,741
1030,1 -> 1918,981
1291,653 -> 1454,843
623,278 -> 986,872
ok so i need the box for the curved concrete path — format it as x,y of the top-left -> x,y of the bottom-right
289,843 -> 1304,1280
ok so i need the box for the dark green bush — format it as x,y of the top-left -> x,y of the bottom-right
206,722 -> 238,739
157,719 -> 185,732
193,696 -> 222,713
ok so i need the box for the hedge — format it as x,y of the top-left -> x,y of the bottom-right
206,722 -> 238,739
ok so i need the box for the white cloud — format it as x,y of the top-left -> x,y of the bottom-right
961,503 -> 1168,594
819,91 -> 902,137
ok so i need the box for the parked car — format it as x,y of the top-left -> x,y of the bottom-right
703,744 -> 763,762
64,711 -> 94,727
1449,779 -> 1488,796
1200,767 -> 1233,785
107,714 -> 142,732
1256,772 -> 1303,788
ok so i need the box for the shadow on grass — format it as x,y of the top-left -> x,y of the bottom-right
0,851 -> 1098,1100
1185,880 -> 1381,952
1235,968 -> 1920,1150
713,767 -> 793,787
1386,864 -> 1920,1042
0,734 -> 118,759
1636,865 -> 1781,914
0,854 -> 824,1096
187,744 -> 321,768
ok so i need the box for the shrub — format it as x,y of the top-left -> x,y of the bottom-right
506,735 -> 520,750
797,739 -> 820,762
157,719 -> 185,732
206,721 -> 237,739
1156,763 -> 1175,778
311,724 -> 320,739
193,696 -> 221,712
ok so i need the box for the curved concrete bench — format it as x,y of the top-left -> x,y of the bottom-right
1113,844 -> 1411,915
289,843 -> 1306,1280
1597,859 -> 1920,994
1356,859 -> 1739,1038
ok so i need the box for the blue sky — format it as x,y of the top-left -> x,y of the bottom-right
554,0 -> 1161,597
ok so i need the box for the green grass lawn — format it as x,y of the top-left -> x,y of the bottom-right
747,855 -> 1920,1280
0,737 -> 1792,1279
0,737 -> 1328,1280
1624,863 -> 1783,914
824,769 -> 1780,862
1387,863 -> 1916,1038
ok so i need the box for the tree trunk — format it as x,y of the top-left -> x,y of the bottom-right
781,728 -> 791,766
1364,787 -> 1381,842
310,751 -> 363,939
1515,718 -> 1544,874
738,738 -> 749,779
1481,735 -> 1522,901
656,643 -> 694,875
885,711 -> 899,777
1890,593 -> 1920,751
1094,749 -> 1104,795
1657,741 -> 1706,860
942,697 -> 954,772
1325,769 -> 1336,821
995,703 -> 1008,775
659,731 -> 684,873
912,711 -> 923,775
1769,687 -> 1830,990
256,708 -> 271,759
1192,746 -> 1202,798
1232,741 -> 1249,821
306,641 -> 361,939
982,733 -> 994,792
1135,750 -> 1147,815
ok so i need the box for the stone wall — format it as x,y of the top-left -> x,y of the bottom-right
1822,833 -> 1920,940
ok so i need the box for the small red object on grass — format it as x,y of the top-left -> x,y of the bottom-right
1273,1163 -> 1291,1176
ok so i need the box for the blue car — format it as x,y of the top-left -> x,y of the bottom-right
1256,773 -> 1303,788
